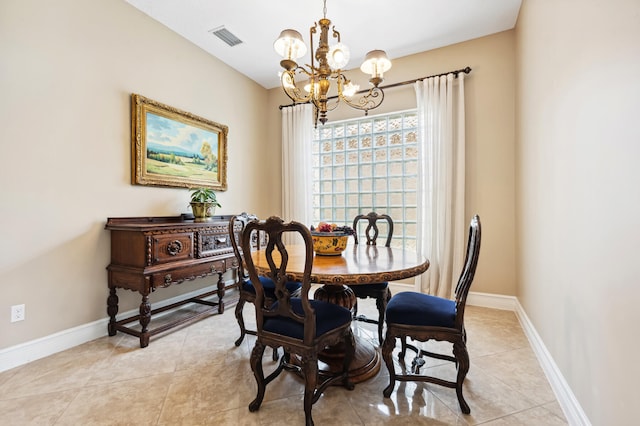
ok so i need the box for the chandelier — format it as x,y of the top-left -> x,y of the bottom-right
274,0 -> 392,126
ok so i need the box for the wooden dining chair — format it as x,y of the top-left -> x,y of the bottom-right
242,216 -> 355,426
350,211 -> 394,344
381,215 -> 481,414
229,213 -> 302,360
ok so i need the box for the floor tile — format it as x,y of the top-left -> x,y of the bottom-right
0,290 -> 567,425
54,373 -> 172,425
479,405 -> 568,425
0,389 -> 78,425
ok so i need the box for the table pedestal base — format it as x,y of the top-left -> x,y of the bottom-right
312,284 -> 380,383
290,336 -> 380,384
318,337 -> 380,383
313,284 -> 356,310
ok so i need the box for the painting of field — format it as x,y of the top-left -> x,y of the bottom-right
131,93 -> 227,190
145,111 -> 219,179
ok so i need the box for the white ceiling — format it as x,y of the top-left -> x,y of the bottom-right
125,0 -> 522,89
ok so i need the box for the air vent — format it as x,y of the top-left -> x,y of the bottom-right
209,26 -> 243,47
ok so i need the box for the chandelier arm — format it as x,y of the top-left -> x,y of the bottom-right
281,69 -> 313,103
340,87 -> 385,113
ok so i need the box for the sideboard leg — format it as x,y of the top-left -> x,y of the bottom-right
139,294 -> 151,348
107,287 -> 119,336
217,272 -> 225,314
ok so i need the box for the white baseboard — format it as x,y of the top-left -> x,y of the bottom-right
0,283 -> 231,373
513,299 -> 591,426
0,317 -> 109,373
0,288 -> 590,426
467,291 -> 589,425
467,291 -> 518,310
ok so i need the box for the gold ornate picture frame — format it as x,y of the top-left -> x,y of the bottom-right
131,94 -> 228,190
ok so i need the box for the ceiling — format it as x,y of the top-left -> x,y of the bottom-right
125,0 -> 522,89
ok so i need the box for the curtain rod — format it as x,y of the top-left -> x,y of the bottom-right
278,66 -> 472,110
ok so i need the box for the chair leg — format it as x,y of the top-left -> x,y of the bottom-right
375,290 -> 390,344
381,332 -> 396,398
453,340 -> 471,414
342,330 -> 356,390
302,355 -> 319,426
399,337 -> 407,359
248,341 -> 266,412
234,297 -> 247,347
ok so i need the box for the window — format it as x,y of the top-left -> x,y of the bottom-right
311,110 -> 418,250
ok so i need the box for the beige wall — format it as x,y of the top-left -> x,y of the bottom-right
515,0 -> 640,424
1,0 -> 519,349
267,31 -> 517,297
0,0 -> 272,348
6,0 -> 638,422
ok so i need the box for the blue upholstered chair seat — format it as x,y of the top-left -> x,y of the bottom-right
264,299 -> 352,339
386,291 -> 456,328
241,276 -> 302,298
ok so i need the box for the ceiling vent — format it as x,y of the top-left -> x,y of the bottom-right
209,26 -> 243,47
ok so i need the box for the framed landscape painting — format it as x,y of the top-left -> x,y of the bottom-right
131,94 -> 228,190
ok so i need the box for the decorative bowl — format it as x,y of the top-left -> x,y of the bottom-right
311,232 -> 349,256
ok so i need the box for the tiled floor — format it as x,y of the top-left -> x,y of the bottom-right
0,285 -> 567,425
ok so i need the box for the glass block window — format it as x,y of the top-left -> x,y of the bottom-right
312,110 -> 418,250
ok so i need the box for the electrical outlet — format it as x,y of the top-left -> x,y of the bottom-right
11,304 -> 25,322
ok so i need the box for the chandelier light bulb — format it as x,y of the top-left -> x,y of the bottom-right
342,81 -> 359,97
327,42 -> 350,70
274,29 -> 307,59
274,29 -> 307,70
304,79 -> 320,96
360,50 -> 392,84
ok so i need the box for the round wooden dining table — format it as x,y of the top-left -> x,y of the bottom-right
251,243 -> 429,383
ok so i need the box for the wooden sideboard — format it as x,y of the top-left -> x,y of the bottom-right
105,215 -> 239,347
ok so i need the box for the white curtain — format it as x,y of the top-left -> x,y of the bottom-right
281,104 -> 313,233
415,73 -> 466,298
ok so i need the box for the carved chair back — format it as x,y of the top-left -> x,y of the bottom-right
241,216 -> 316,345
352,211 -> 394,247
453,214 -> 481,330
229,212 -> 257,281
